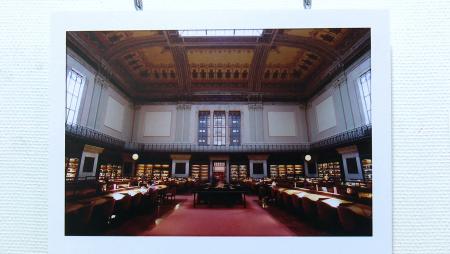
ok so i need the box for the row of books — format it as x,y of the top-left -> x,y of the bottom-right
230,165 -> 248,181
318,162 -> 341,181
99,164 -> 123,180
65,157 -> 79,181
270,164 -> 304,180
135,164 -> 170,180
191,164 -> 209,181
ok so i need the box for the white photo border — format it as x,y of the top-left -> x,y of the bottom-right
50,10 -> 391,254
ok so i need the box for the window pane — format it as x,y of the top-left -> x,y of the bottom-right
213,111 -> 226,146
357,70 -> 371,124
70,95 -> 78,109
65,69 -> 85,125
198,111 -> 210,145
229,111 -> 241,146
67,110 -> 75,124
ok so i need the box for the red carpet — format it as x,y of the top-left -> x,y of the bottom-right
107,194 -> 328,236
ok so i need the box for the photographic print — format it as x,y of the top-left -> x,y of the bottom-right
65,27 -> 372,236
50,10 -> 391,254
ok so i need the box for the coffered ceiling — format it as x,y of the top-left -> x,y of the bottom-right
67,28 -> 369,102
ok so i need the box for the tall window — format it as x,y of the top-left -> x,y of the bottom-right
66,69 -> 85,124
357,69 -> 371,124
198,111 -> 210,145
229,111 -> 241,146
213,111 -> 226,146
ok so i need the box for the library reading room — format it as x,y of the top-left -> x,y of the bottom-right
65,28 -> 372,236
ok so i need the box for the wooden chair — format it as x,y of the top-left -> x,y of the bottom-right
112,194 -> 132,222
165,187 -> 176,203
66,201 -> 94,235
90,197 -> 115,232
337,205 -> 372,235
317,200 -> 340,229
130,192 -> 143,213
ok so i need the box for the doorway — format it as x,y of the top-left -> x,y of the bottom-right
212,161 -> 226,183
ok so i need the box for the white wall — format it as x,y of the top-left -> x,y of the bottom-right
134,104 -> 177,143
263,104 -> 308,143
67,50 -> 370,144
132,102 -> 309,145
306,53 -> 371,142
66,50 -> 134,141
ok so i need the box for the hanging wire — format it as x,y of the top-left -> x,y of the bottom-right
134,0 -> 143,11
304,0 -> 312,9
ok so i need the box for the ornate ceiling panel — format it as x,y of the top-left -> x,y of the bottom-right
262,46 -> 321,84
187,48 -> 253,86
283,28 -> 350,48
97,31 -> 160,46
119,46 -> 177,84
67,28 -> 369,102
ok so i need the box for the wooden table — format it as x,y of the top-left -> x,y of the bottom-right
193,188 -> 247,208
343,203 -> 372,218
65,185 -> 167,212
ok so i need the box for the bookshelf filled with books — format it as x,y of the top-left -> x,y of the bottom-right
269,164 -> 303,180
230,164 -> 248,182
191,164 -> 201,180
65,157 -> 79,181
317,162 -> 341,182
99,164 -> 123,180
200,164 -> 209,181
135,163 -> 170,180
361,159 -> 372,183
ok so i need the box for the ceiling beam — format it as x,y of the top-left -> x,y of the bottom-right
248,30 -> 278,92
162,31 -> 191,96
274,34 -> 340,61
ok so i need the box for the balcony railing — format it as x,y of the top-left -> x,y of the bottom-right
124,142 -> 310,153
65,124 -> 125,148
310,124 -> 372,150
67,124 -> 371,153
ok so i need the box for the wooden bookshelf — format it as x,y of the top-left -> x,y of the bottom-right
318,162 -> 341,181
161,164 -> 170,180
136,164 -> 145,178
230,165 -> 239,182
144,164 -> 153,179
270,164 -> 304,180
153,164 -> 162,180
99,164 -> 122,180
270,165 -> 278,178
65,157 -> 79,181
200,164 -> 209,181
238,165 -> 248,180
286,164 -> 295,180
278,165 -> 287,178
294,164 -> 304,179
230,164 -> 248,181
362,159 -> 372,183
191,164 -> 201,180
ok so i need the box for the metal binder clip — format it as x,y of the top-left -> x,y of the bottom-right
134,0 -> 143,11
304,0 -> 312,9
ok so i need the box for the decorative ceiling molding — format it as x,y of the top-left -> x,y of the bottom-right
67,29 -> 370,102
248,30 -> 278,92
303,30 -> 371,98
163,31 -> 191,96
248,45 -> 271,92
